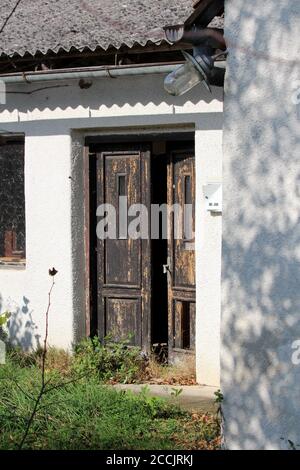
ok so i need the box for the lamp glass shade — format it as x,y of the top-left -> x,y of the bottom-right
164,61 -> 202,96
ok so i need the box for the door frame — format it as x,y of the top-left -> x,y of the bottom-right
83,132 -> 196,347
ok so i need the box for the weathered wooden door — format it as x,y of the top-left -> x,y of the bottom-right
96,147 -> 151,350
167,150 -> 196,362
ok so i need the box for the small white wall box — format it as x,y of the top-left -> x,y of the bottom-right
203,183 -> 222,213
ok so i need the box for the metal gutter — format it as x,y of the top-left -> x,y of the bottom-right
0,61 -> 225,84
0,63 -> 181,84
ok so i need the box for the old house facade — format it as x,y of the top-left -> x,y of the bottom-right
0,0 -> 224,387
0,0 -> 299,450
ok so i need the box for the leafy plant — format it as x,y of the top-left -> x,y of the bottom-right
72,335 -> 147,383
0,311 -> 11,327
170,387 -> 183,398
214,389 -> 223,404
213,389 -> 224,447
0,311 -> 10,346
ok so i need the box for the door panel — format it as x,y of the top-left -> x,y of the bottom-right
96,148 -> 151,349
167,150 -> 196,361
106,297 -> 140,345
104,154 -> 141,287
173,155 -> 195,288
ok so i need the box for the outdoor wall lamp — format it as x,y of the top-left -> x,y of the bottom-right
163,24 -> 227,96
164,46 -> 214,95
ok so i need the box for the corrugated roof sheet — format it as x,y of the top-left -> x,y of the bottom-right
0,0 -> 199,57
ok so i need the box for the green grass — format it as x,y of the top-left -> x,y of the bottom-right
0,354 -> 220,450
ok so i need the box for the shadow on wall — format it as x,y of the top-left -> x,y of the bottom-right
222,0 -> 300,449
0,294 -> 41,351
0,72 -> 221,114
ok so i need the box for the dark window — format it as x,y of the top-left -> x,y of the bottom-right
183,174 -> 194,243
118,174 -> 126,197
174,300 -> 191,350
184,175 -> 192,205
0,136 -> 25,262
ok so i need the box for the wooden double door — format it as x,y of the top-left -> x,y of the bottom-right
94,143 -> 195,360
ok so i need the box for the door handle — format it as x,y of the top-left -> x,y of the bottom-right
163,264 -> 171,274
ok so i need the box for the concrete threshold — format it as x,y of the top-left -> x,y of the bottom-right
113,384 -> 218,414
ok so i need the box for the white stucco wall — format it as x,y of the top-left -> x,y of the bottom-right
0,72 -> 223,385
222,0 -> 300,449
